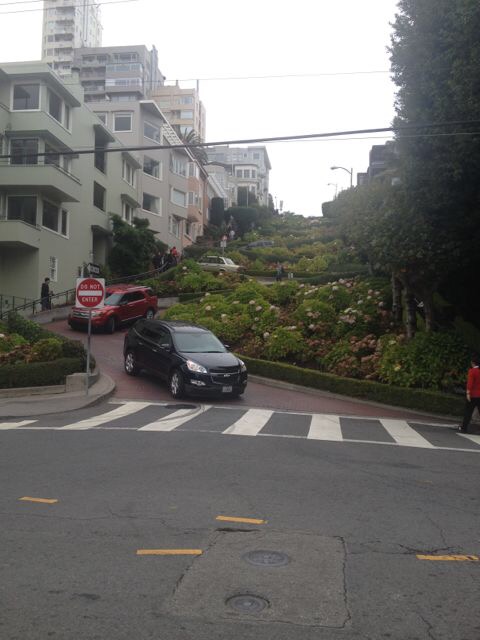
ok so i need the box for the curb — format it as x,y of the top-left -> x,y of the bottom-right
248,374 -> 458,423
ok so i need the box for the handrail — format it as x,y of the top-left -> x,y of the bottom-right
0,263 -> 173,320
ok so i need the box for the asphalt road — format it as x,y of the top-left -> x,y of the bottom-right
1,414 -> 480,640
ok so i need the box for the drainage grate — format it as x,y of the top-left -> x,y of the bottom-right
226,594 -> 269,614
242,550 -> 291,567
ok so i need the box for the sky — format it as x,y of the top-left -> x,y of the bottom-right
0,0 -> 400,217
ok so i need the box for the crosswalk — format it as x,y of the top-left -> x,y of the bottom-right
1,401 -> 479,453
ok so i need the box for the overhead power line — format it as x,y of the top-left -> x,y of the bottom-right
0,0 -> 138,15
1,121 -> 480,160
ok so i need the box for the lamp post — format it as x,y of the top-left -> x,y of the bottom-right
330,165 -> 353,188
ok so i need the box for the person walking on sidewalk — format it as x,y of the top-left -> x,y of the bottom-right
40,277 -> 51,311
457,355 -> 480,433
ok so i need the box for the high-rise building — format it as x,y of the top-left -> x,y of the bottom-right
42,0 -> 102,76
73,45 -> 165,103
151,84 -> 206,141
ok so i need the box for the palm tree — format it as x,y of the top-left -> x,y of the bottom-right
174,127 -> 208,165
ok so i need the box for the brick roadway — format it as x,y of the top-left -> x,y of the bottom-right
49,320 -> 453,421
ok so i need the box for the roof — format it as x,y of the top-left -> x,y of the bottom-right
0,62 -> 81,107
155,320 -> 209,333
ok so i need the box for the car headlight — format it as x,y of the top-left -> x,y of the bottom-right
238,358 -> 247,372
186,360 -> 207,374
91,310 -> 104,317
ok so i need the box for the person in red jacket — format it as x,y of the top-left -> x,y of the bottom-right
457,355 -> 480,433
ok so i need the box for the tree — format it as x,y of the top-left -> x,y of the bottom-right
108,215 -> 164,277
174,127 -> 208,165
209,197 -> 226,227
226,207 -> 259,236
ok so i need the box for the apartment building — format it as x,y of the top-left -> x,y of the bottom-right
42,0 -> 102,76
151,84 -> 206,141
88,98 -> 205,247
206,146 -> 271,207
73,45 -> 165,103
0,62 -> 139,301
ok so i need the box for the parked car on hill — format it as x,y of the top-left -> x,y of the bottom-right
68,284 -> 157,333
246,240 -> 274,249
123,320 -> 248,399
197,255 -> 244,273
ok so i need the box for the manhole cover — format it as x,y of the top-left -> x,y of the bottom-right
226,594 -> 269,614
242,550 -> 290,567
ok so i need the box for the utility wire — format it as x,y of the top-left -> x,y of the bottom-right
1,121 -> 480,160
0,0 -> 138,14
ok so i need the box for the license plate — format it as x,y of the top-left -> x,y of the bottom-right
222,385 -> 233,393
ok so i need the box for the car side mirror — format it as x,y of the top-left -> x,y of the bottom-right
223,343 -> 230,350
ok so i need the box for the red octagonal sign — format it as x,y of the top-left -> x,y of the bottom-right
76,277 -> 105,309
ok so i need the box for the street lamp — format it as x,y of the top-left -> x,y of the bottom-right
330,165 -> 353,188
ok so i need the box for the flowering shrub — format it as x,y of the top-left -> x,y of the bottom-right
0,333 -> 28,353
30,338 -> 63,363
266,280 -> 299,305
377,331 -> 469,389
264,327 -> 306,361
231,280 -> 268,303
315,281 -> 352,311
293,300 -> 337,334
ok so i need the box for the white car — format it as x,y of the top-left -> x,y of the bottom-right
198,256 -> 244,273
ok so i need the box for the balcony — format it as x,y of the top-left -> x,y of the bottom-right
9,111 -> 75,148
1,164 -> 81,202
0,220 -> 41,249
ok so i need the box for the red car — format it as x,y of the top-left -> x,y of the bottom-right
68,284 -> 158,333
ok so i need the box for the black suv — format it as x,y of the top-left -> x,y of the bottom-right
123,320 -> 248,399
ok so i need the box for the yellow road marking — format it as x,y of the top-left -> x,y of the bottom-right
417,554 -> 479,562
136,549 -> 203,556
216,515 -> 266,525
19,497 -> 58,504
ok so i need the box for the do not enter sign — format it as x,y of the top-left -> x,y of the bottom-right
76,277 -> 105,309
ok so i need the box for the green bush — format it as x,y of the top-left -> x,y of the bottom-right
377,331 -> 469,390
30,338 -> 63,363
265,281 -> 299,305
293,300 -> 337,332
0,358 -> 84,389
0,332 -> 28,353
264,327 -> 306,361
238,355 -> 464,416
6,312 -> 51,343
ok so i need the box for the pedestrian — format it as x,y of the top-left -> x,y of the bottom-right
152,250 -> 164,273
229,228 -> 235,241
170,246 -> 179,266
455,354 -> 480,433
275,262 -> 285,282
40,277 -> 51,311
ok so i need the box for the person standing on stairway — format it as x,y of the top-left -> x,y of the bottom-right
457,354 -> 480,433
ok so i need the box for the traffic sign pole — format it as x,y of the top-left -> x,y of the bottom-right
86,310 -> 92,396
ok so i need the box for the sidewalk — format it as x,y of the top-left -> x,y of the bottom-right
0,373 -> 115,419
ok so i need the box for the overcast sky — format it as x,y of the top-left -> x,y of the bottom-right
0,0 -> 399,216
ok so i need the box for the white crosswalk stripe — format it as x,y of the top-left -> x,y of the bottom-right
379,419 -> 435,449
1,401 -> 477,453
139,407 -> 207,431
223,409 -> 273,436
308,414 -> 343,441
0,420 -> 36,430
58,402 -> 151,430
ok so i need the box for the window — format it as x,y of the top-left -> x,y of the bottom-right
169,215 -> 181,237
122,202 -> 134,223
236,169 -> 242,178
180,110 -> 193,119
10,138 -> 38,165
180,96 -> 193,105
49,256 -> 58,282
188,162 -> 199,179
45,143 -> 60,167
48,90 -> 62,122
61,210 -> 68,236
144,121 -> 160,142
143,156 -> 161,179
188,191 -> 195,206
94,145 -> 106,173
142,193 -> 160,214
7,196 -> 37,225
13,84 -> 39,110
64,104 -> 71,129
93,182 -> 106,210
252,169 -> 257,178
171,188 -> 186,207
185,221 -> 192,237
114,112 -> 133,132
42,200 -> 60,232
170,154 -> 187,176
122,160 -> 135,186
94,112 -> 107,125
253,153 -> 260,160
244,169 -> 250,179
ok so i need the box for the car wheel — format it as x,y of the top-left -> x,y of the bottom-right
169,369 -> 185,399
105,316 -> 116,334
124,350 -> 140,376
145,308 -> 155,320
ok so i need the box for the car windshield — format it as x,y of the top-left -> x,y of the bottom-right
104,292 -> 123,305
224,258 -> 234,265
174,331 -> 226,353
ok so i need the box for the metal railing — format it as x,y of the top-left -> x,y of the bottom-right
0,263 -> 174,321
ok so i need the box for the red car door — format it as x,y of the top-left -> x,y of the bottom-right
123,290 -> 146,322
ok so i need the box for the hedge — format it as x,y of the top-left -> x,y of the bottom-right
243,268 -> 368,280
0,357 -> 84,389
238,355 -> 464,417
